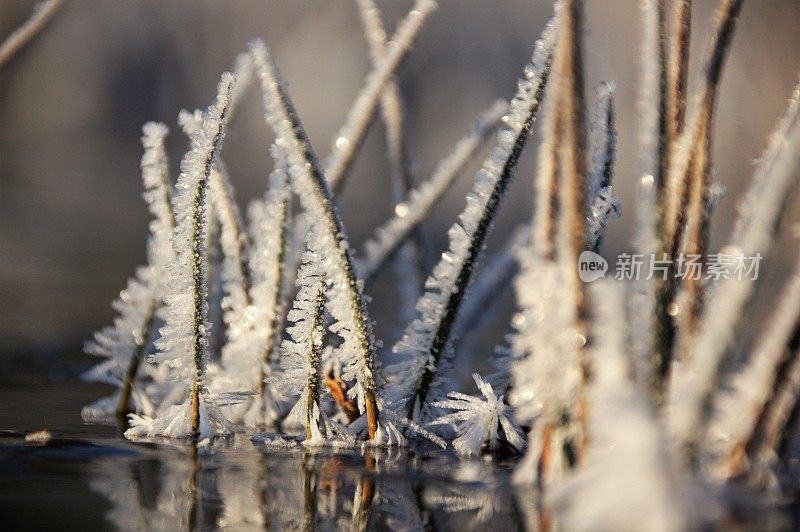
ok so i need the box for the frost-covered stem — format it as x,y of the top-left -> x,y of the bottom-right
587,82 -> 616,199
753,342 -> 800,472
452,225 -> 529,345
669,78 -> 800,464
662,1 -> 741,364
183,76 -> 233,435
304,284 -> 326,440
179,111 -> 252,318
716,264 -> 800,478
259,194 -> 290,394
632,0 -> 669,398
357,100 -> 506,282
672,121 -> 711,359
552,0 -> 589,461
405,22 -> 554,417
325,0 -> 437,193
117,307 -> 155,418
116,122 -> 174,417
210,166 -> 252,301
661,0 -> 741,256
0,0 -> 63,69
355,0 -> 415,195
251,41 -> 380,439
665,0 -> 691,148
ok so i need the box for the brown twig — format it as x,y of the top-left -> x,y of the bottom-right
0,0 -> 63,69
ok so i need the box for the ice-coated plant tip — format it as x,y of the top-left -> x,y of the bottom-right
75,1 -> 800,527
390,11 -> 556,425
250,40 -> 381,439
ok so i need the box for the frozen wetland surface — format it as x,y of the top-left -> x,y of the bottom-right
0,352 -> 528,531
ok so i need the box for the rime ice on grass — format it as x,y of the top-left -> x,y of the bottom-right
274,249 -> 327,441
250,40 -> 381,438
387,15 -> 556,425
430,373 -> 525,456
82,122 -> 173,421
127,73 -> 236,440
551,281 -> 686,532
241,148 -> 292,427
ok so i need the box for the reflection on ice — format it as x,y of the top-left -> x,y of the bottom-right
88,436 -> 522,531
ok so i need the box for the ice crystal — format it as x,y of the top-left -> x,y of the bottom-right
250,40 -> 380,436
81,122 -> 173,420
136,73 -> 236,439
388,14 -> 556,425
430,373 -> 524,456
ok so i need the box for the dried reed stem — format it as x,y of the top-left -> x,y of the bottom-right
0,0 -> 63,69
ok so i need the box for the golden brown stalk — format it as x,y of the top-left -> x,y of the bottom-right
661,0 -> 743,258
553,0 -> 589,463
655,0 -> 742,392
664,0 -> 692,148
527,0 -> 589,476
672,118 -> 711,359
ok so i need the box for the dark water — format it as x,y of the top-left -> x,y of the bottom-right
4,351 -> 800,531
0,351 -> 528,531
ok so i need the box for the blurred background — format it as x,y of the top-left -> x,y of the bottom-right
1,0 -> 800,373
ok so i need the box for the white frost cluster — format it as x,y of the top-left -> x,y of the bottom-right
550,281 -> 686,532
128,73 -> 236,439
81,122 -> 174,421
430,373 -> 525,456
387,16 -> 556,424
250,40 -> 378,415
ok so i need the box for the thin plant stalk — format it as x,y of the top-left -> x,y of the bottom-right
357,100 -> 506,282
0,0 -> 63,69
393,15 -> 556,419
258,182 -> 291,396
669,75 -> 800,465
304,283 -> 326,441
662,0 -> 741,366
664,0 -> 691,150
630,0 -> 667,396
250,41 -> 381,439
325,0 -> 437,193
661,0 -> 742,254
117,308 -> 156,419
168,75 -> 234,436
551,0 -> 589,464
356,0 -> 428,319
